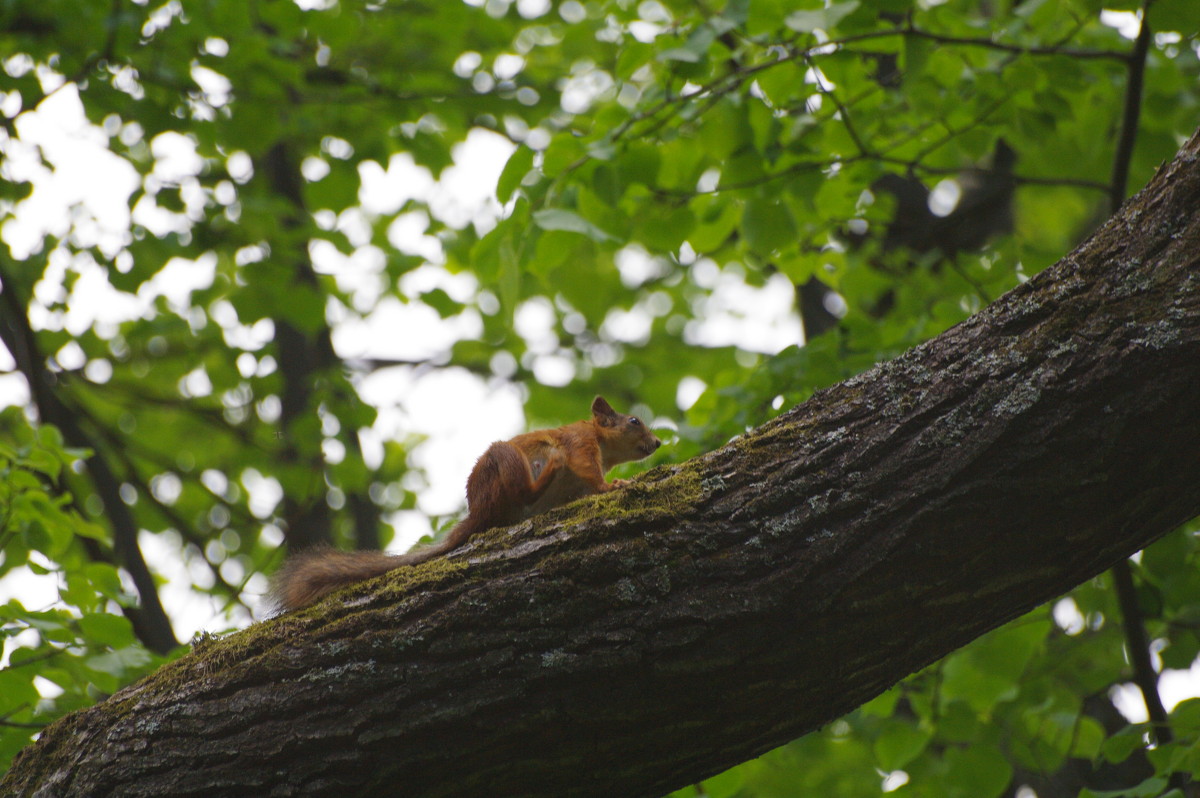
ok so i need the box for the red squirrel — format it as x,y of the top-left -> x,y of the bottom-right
270,396 -> 662,611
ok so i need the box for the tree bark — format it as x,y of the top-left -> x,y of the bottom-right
6,129 -> 1200,798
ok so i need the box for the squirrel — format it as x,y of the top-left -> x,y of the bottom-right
270,396 -> 662,611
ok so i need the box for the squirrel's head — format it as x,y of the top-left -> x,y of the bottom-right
592,396 -> 663,466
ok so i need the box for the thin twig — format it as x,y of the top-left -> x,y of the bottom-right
1109,3 -> 1155,212
899,25 -> 1129,62
1111,560 -> 1172,745
2,647 -> 67,671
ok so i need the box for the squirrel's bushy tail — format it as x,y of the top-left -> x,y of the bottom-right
269,548 -> 400,612
268,521 -> 481,613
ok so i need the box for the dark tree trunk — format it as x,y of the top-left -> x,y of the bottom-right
259,141 -> 380,554
5,130 -> 1200,798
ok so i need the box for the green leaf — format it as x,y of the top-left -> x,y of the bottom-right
634,205 -> 695,253
1160,630 -> 1200,670
657,24 -> 716,63
1070,716 -> 1106,760
697,765 -> 744,798
944,745 -> 1013,798
619,144 -> 662,188
903,32 -> 932,79
1153,0 -> 1200,32
532,209 -> 617,243
79,613 -> 136,648
591,164 -> 624,206
786,1 -> 860,32
87,645 -> 153,679
420,288 -> 463,319
532,230 -> 578,274
873,719 -> 932,770
688,198 -> 741,253
860,687 -> 901,718
698,101 -> 754,161
940,620 -> 1049,713
36,424 -> 64,451
305,161 -> 360,212
84,563 -> 126,600
1170,697 -> 1200,735
1100,725 -> 1144,764
0,669 -> 40,716
497,146 -> 535,204
543,136 -> 585,177
1080,777 -> 1169,798
21,609 -> 76,643
742,198 -> 797,254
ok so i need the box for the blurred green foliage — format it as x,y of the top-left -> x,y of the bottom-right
1,0 -> 1198,793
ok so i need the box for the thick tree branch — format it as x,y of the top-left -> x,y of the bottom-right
5,129 -> 1200,798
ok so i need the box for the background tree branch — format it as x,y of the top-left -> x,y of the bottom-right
0,266 -> 178,654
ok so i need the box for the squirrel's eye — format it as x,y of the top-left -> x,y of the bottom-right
630,417 -> 641,426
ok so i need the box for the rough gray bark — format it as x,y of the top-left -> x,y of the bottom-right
5,129 -> 1200,798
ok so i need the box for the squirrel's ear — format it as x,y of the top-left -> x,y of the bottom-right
592,396 -> 617,422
